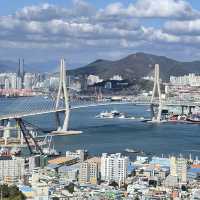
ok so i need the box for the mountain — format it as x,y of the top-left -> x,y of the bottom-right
1,53 -> 200,80
69,52 -> 200,81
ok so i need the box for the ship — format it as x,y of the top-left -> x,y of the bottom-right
187,114 -> 200,123
168,114 -> 187,122
96,110 -> 125,119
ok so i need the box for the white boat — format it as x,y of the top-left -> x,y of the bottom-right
96,111 -> 113,118
125,148 -> 139,153
96,110 -> 125,119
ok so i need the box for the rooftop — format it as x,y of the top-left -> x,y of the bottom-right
85,157 -> 101,164
48,156 -> 78,165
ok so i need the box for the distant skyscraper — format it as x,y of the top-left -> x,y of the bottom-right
17,58 -> 25,82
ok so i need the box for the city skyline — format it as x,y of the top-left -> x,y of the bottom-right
0,0 -> 200,66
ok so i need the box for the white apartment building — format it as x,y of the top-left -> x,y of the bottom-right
87,75 -> 103,86
170,73 -> 200,86
0,157 -> 25,184
0,73 -> 23,90
170,156 -> 187,183
101,153 -> 129,185
110,75 -> 123,81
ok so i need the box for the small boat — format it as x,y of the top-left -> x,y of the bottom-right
125,148 -> 139,153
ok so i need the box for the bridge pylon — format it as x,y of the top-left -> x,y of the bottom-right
150,64 -> 162,122
55,59 -> 70,131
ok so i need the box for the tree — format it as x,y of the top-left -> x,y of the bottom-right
134,194 -> 140,200
109,181 -> 119,188
0,184 -> 25,200
9,185 -> 20,197
65,183 -> 74,194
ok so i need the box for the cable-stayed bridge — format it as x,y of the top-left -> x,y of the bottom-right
0,97 -> 199,122
0,59 -> 200,154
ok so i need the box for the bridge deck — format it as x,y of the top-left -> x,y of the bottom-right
0,100 -> 199,121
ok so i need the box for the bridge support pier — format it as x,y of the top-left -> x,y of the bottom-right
55,59 -> 70,132
53,59 -> 81,135
150,64 -> 162,122
189,106 -> 194,115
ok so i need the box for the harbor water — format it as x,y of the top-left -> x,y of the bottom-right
1,97 -> 200,157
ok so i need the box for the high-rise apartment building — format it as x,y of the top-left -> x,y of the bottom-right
170,156 -> 187,183
101,153 -> 129,185
79,157 -> 101,185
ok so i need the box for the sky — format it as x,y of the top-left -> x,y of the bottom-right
0,0 -> 200,67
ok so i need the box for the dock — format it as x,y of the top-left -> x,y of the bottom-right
49,130 -> 82,136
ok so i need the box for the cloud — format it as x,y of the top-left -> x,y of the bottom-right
101,0 -> 200,19
0,0 -> 200,62
15,4 -> 69,21
164,19 -> 200,35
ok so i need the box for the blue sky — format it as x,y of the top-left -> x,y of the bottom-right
0,0 -> 134,15
1,0 -> 199,14
0,0 -> 200,67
